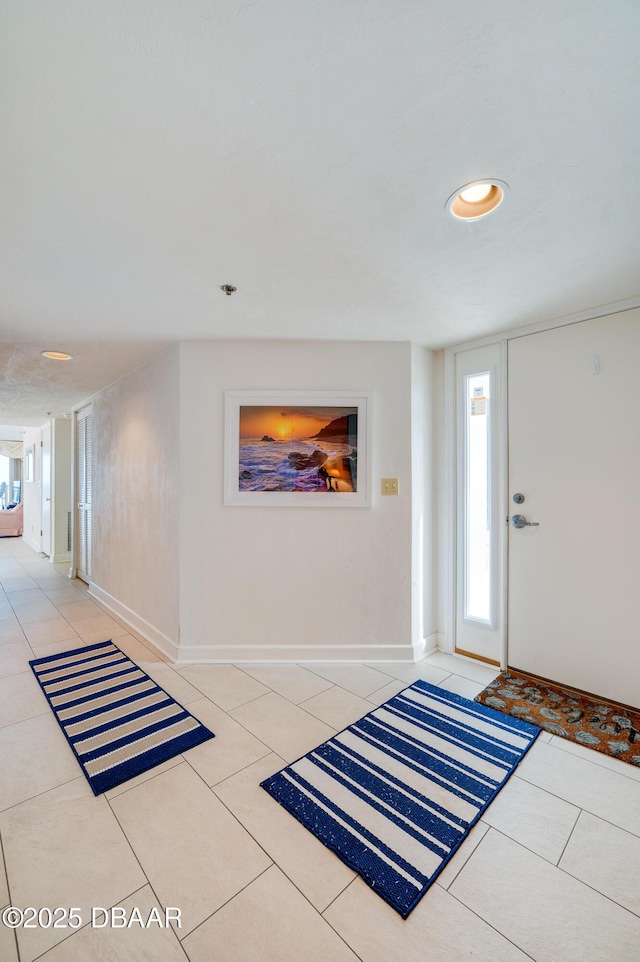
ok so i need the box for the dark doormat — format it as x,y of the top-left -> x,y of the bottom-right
475,669 -> 640,768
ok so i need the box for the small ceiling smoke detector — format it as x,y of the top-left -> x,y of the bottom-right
41,351 -> 73,360
446,180 -> 509,220
220,284 -> 237,296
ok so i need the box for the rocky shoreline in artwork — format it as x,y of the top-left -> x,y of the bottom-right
240,444 -> 357,492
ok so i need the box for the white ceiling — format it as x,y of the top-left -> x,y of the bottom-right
1,1 -> 639,423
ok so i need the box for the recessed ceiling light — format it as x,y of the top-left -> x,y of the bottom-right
459,183 -> 492,203
446,180 -> 509,220
41,351 -> 73,360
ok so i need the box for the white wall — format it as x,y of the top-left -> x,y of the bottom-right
90,347 -> 180,655
178,339 -> 420,662
83,337 -> 439,665
0,426 -> 23,441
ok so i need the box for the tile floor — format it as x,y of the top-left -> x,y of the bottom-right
1,537 -> 639,961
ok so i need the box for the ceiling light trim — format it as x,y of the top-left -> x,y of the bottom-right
446,180 -> 509,221
41,351 -> 74,360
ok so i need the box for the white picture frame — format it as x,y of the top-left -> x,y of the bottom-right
224,391 -> 371,507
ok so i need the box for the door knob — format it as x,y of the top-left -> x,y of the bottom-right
511,513 -> 539,529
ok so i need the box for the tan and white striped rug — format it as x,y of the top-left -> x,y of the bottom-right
29,640 -> 214,794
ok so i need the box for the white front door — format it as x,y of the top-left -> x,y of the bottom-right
507,309 -> 640,707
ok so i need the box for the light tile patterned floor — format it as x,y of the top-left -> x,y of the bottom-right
1,537 -> 639,961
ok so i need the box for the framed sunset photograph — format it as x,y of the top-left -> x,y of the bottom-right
224,391 -> 370,506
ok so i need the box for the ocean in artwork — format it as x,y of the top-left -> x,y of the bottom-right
238,437 -> 357,492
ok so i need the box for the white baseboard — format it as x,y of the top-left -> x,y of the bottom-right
405,632 -> 437,664
22,533 -> 41,554
175,641 -> 419,665
423,631 -> 440,655
78,592 -> 436,667
434,631 -> 451,653
50,551 -> 71,564
88,583 -> 179,662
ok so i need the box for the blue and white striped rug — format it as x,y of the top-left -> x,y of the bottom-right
261,679 -> 539,917
29,640 -> 214,795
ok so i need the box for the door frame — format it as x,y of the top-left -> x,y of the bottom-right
69,401 -> 93,583
441,296 -> 640,668
41,421 -> 52,557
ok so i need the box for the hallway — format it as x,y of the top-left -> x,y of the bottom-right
1,538 -> 639,961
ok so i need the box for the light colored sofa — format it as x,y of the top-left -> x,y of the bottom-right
0,503 -> 23,537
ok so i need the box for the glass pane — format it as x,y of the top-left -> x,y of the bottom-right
465,372 -> 492,623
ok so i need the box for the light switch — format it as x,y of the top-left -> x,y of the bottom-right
381,478 -> 399,496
